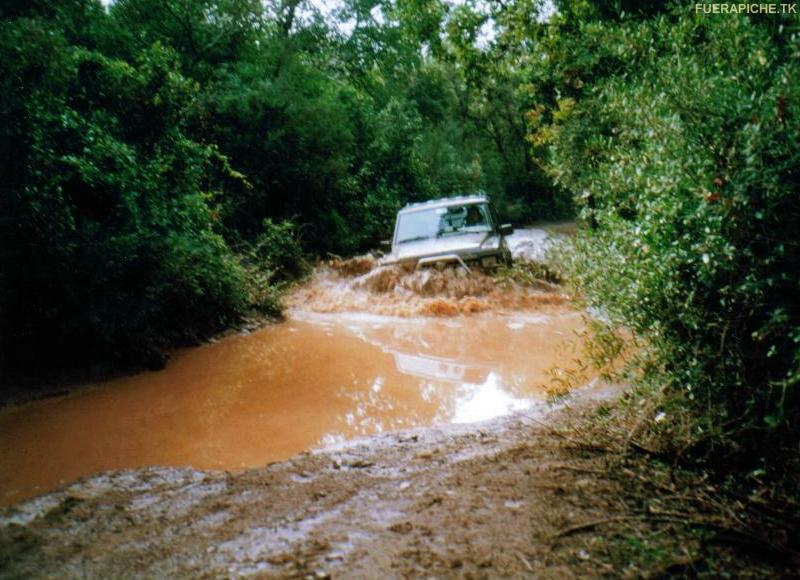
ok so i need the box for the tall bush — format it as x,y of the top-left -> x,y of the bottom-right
548,13 -> 799,460
0,19 -> 247,372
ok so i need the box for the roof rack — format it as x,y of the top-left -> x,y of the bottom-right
401,194 -> 488,211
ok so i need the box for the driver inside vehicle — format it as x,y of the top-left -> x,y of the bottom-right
464,205 -> 485,227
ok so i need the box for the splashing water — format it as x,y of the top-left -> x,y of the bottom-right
285,255 -> 569,317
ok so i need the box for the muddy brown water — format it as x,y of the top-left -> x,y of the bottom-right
0,231 -> 587,507
0,311 -> 586,507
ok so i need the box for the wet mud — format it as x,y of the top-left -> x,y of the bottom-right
0,388 -> 629,579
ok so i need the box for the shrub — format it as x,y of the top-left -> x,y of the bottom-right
250,219 -> 306,278
0,20 -> 249,373
549,13 -> 800,463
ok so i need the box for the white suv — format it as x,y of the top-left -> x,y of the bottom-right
386,195 -> 513,271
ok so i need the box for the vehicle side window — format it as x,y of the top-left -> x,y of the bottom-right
463,205 -> 486,227
436,204 -> 491,235
439,207 -> 464,233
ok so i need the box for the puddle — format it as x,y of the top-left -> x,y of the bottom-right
0,227 -> 584,507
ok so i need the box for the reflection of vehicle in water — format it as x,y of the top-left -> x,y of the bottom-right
386,195 -> 514,270
393,352 -> 492,384
392,351 -> 532,424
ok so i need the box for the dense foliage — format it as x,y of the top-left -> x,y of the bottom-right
1,0 -> 564,376
0,17 -> 249,371
532,4 -> 799,462
3,0 -> 798,466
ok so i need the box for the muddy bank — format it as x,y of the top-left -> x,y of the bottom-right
3,384 -> 789,579
1,386 -> 628,578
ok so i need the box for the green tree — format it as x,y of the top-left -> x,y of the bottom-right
534,7 -> 800,461
1,14 -> 248,373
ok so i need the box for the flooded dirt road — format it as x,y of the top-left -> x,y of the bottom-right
0,394 -> 632,580
1,224 -> 789,579
0,226 -> 584,508
0,311 -> 586,507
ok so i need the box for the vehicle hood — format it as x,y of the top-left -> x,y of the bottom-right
392,233 -> 499,262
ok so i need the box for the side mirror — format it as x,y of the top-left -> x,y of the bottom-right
499,224 -> 514,236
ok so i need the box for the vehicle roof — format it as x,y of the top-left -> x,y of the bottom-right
399,195 -> 489,215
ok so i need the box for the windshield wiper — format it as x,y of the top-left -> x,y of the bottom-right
397,235 -> 431,244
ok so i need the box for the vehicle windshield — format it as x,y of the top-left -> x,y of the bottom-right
395,203 -> 493,244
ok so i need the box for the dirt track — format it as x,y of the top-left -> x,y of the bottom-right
2,228 -> 793,578
2,384 -> 795,578
0,385 -> 633,579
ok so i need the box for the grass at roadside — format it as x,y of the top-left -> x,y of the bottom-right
545,395 -> 800,578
